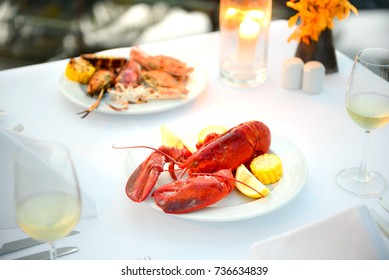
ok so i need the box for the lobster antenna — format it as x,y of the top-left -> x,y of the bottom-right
112,144 -> 181,165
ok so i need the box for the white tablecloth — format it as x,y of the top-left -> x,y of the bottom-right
1,20 -> 388,260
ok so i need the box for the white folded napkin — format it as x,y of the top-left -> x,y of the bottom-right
0,128 -> 97,229
248,205 -> 389,260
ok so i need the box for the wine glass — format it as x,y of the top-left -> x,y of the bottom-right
337,48 -> 389,197
14,141 -> 81,259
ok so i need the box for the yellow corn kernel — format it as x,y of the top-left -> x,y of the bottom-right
65,58 -> 96,84
250,153 -> 283,185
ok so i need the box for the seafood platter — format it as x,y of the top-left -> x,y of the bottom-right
59,47 -> 207,117
121,121 -> 308,222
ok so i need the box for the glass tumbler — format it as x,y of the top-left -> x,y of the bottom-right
219,0 -> 272,87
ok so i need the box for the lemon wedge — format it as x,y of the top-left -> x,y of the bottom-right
197,125 -> 228,144
160,124 -> 184,148
235,164 -> 270,199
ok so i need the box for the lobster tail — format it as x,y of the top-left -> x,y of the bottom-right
246,120 -> 271,158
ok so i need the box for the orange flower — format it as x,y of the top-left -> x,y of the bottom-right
287,0 -> 358,44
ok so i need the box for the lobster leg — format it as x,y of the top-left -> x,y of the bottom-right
153,169 -> 235,214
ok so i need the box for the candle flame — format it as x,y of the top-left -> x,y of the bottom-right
239,16 -> 260,39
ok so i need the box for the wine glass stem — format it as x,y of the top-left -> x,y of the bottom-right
49,241 -> 57,260
358,130 -> 370,181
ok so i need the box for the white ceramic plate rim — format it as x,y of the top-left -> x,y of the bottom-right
58,47 -> 207,115
122,131 -> 308,222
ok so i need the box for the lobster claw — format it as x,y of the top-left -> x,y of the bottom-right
126,146 -> 193,203
126,152 -> 166,202
152,169 -> 235,214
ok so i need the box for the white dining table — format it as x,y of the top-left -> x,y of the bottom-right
1,20 -> 389,260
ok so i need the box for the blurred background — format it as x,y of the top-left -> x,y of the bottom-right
0,0 -> 388,70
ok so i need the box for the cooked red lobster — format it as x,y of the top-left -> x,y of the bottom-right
125,120 -> 271,214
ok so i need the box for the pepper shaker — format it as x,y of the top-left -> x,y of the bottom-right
302,61 -> 325,94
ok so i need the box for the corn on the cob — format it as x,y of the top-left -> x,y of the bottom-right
65,58 -> 96,84
250,153 -> 283,185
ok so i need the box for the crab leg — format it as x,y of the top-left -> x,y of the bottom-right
77,88 -> 105,118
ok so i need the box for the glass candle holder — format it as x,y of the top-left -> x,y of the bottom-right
219,0 -> 272,87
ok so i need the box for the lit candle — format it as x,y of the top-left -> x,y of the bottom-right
237,15 -> 260,63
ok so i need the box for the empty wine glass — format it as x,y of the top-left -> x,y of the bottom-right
14,141 -> 81,259
337,48 -> 389,197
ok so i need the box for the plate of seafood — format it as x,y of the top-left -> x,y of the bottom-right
58,47 -> 207,117
121,121 -> 308,222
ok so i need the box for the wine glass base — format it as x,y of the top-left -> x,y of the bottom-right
337,168 -> 386,197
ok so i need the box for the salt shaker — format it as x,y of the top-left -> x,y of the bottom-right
302,61 -> 325,93
281,57 -> 304,89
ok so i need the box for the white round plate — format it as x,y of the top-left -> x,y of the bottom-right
122,131 -> 307,222
58,48 -> 207,115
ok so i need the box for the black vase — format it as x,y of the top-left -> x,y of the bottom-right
295,29 -> 338,74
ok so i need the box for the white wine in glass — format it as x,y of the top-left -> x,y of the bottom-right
14,141 -> 81,259
337,48 -> 389,197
